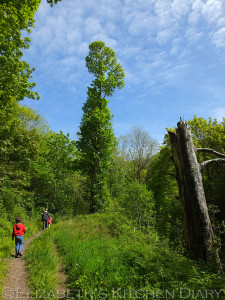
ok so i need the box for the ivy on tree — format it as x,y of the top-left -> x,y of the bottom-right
77,41 -> 125,213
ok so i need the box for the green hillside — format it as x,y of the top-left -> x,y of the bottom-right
25,214 -> 225,299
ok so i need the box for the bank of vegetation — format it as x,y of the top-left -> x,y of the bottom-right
26,214 -> 225,299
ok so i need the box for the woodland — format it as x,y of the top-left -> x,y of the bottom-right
1,0 -> 225,299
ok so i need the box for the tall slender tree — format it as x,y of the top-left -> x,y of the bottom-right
77,41 -> 125,213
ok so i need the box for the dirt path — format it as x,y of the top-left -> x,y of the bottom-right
2,231 -> 68,300
2,231 -> 42,300
56,260 -> 68,300
53,244 -> 68,300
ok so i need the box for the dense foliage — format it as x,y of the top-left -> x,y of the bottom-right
0,0 -> 40,107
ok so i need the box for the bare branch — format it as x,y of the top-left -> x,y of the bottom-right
167,218 -> 183,229
196,148 -> 225,159
200,158 -> 225,170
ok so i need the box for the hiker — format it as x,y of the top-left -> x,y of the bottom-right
12,217 -> 26,258
41,208 -> 50,230
48,215 -> 53,228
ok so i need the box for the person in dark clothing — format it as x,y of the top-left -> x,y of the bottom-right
41,208 -> 50,230
12,217 -> 26,258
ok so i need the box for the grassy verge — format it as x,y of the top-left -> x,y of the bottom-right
53,213 -> 225,300
0,260 -> 7,300
24,213 -> 225,299
25,229 -> 58,299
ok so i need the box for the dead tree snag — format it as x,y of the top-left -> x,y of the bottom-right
168,120 -> 223,272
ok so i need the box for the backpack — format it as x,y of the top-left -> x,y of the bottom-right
42,211 -> 49,221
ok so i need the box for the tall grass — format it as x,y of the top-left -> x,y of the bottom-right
0,260 -> 7,300
53,214 -> 225,300
21,213 -> 225,299
25,229 -> 58,299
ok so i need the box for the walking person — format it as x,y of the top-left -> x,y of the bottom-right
12,217 -> 26,258
48,215 -> 53,228
41,208 -> 50,230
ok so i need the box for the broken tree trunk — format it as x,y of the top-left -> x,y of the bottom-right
168,121 -> 222,272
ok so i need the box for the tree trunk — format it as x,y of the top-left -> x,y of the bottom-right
168,121 -> 222,272
89,156 -> 98,213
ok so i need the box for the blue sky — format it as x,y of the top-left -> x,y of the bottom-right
23,0 -> 225,143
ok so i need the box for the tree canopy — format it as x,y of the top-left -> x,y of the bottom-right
0,0 -> 41,108
86,41 -> 125,97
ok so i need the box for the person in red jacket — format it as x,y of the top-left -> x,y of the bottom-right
12,217 -> 26,258
48,215 -> 53,228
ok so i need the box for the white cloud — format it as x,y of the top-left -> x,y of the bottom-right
171,0 -> 190,18
188,1 -> 204,25
201,0 -> 224,26
192,0 -> 203,14
188,11 -> 201,25
212,28 -> 225,48
185,28 -> 203,44
66,30 -> 82,46
170,38 -> 182,55
24,0 -> 225,101
124,12 -> 155,37
84,17 -> 102,36
217,18 -> 225,27
77,42 -> 89,55
157,29 -> 174,45
91,33 -> 117,49
189,0 -> 225,28
154,0 -> 174,28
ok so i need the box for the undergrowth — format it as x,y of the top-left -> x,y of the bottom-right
52,214 -> 225,299
24,213 -> 225,300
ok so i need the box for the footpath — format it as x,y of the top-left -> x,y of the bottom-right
2,230 -> 68,300
2,231 -> 42,300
